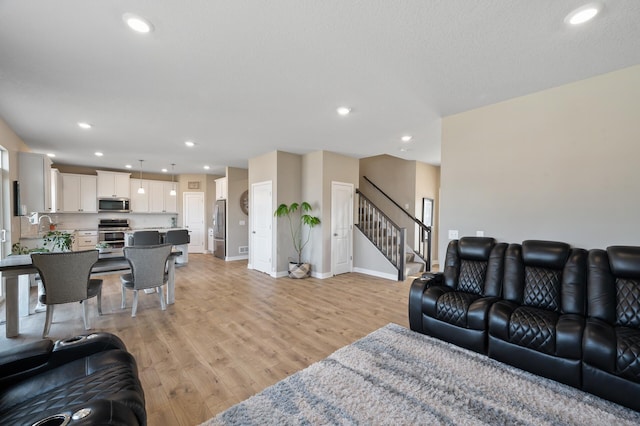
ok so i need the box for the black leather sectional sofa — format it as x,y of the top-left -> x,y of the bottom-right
0,332 -> 145,425
409,237 -> 640,411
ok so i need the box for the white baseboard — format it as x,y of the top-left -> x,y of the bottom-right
352,267 -> 397,281
226,254 -> 249,261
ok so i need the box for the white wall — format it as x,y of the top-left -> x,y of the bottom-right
440,65 -> 640,256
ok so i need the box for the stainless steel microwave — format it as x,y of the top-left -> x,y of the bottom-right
98,198 -> 130,212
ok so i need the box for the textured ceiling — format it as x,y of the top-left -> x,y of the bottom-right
1,1 -> 639,175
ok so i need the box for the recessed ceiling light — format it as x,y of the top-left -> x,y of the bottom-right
125,164 -> 132,169
95,152 -> 103,157
123,13 -> 154,33
161,168 -> 168,173
185,141 -> 195,147
204,165 -> 210,170
337,106 -> 351,116
401,135 -> 413,142
565,3 -> 601,25
46,153 -> 55,158
77,122 -> 92,129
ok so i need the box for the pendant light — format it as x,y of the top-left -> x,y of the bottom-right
169,163 -> 177,196
137,160 -> 145,194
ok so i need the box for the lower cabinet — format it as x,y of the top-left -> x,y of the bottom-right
76,230 -> 98,251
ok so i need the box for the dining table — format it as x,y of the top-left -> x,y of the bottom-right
0,249 -> 180,338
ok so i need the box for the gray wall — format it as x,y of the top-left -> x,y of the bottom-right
226,166 -> 248,259
440,65 -> 640,257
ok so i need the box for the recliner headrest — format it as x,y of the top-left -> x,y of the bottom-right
458,237 -> 496,261
607,246 -> 640,278
522,240 -> 571,269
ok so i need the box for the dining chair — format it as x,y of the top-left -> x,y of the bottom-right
121,244 -> 172,317
30,250 -> 103,338
164,229 -> 190,245
132,230 -> 161,246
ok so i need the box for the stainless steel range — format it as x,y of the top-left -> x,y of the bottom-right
98,219 -> 130,250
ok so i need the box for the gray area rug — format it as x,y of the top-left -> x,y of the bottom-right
202,323 -> 640,425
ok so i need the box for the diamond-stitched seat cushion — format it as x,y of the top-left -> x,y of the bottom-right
436,291 -> 481,327
508,306 -> 558,355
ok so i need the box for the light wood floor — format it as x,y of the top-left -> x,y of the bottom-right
1,255 -> 413,425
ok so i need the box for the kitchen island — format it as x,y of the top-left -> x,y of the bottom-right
125,228 -> 190,265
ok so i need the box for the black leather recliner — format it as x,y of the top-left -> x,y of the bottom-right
0,333 -> 146,425
409,237 -> 507,353
488,240 -> 588,387
582,246 -> 640,411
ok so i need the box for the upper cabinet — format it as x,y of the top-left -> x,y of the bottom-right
130,179 -> 177,213
18,152 -> 52,214
97,171 -> 130,198
130,179 -> 149,213
61,173 -> 97,213
149,181 -> 177,213
50,168 -> 63,213
215,177 -> 227,200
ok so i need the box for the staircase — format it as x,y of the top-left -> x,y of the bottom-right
355,178 -> 432,281
356,190 -> 427,281
405,249 -> 426,278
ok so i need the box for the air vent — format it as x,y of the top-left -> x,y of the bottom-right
239,246 -> 249,254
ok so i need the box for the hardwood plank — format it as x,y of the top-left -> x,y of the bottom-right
0,254 -> 413,425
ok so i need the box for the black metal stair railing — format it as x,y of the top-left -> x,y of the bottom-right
362,176 -> 432,271
356,189 -> 406,281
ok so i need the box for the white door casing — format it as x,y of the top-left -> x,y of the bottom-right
250,181 -> 272,274
331,181 -> 353,275
183,192 -> 205,253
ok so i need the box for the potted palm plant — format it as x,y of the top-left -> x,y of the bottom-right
274,201 -> 321,278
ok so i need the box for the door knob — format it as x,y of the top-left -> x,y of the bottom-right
333,233 -> 338,236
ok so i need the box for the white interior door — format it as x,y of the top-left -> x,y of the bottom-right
331,181 -> 353,275
183,192 -> 205,253
250,181 -> 272,274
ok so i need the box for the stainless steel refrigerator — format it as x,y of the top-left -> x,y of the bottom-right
213,199 -> 226,259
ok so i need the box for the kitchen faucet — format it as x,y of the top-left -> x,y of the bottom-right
36,214 -> 53,232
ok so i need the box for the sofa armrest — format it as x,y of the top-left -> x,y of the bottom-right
583,317 -> 616,372
0,340 -> 54,380
0,333 -> 127,387
50,332 -> 127,365
409,273 -> 443,332
488,300 -> 518,340
467,297 -> 500,330
556,314 -> 585,359
25,399 -> 143,426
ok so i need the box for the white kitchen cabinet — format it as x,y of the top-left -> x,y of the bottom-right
130,179 -> 149,212
148,180 -> 165,212
149,181 -> 177,213
75,230 -> 98,250
215,177 -> 227,200
97,171 -> 130,198
132,179 -> 177,213
164,182 -> 178,213
61,174 -> 97,213
50,168 -> 63,213
18,152 -> 52,214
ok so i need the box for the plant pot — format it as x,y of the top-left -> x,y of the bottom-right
288,262 -> 311,279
